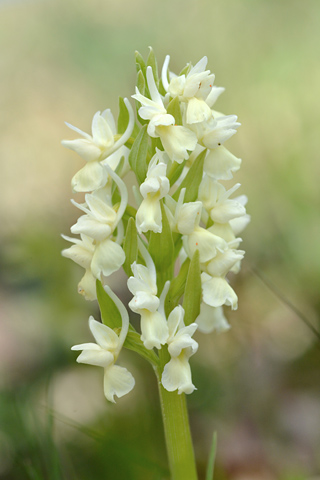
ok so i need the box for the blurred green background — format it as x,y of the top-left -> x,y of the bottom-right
0,0 -> 319,478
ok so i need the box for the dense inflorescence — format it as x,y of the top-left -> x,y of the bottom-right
62,49 -> 249,402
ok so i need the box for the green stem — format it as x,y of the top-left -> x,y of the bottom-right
157,348 -> 198,480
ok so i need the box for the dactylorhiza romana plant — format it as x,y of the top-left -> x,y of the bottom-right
62,49 -> 249,480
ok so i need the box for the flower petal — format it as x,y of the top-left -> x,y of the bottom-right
62,139 -> 102,162
201,274 -> 238,310
140,310 -> 169,350
103,364 -> 135,403
136,196 -> 162,234
161,355 -> 196,394
128,291 -> 160,313
89,317 -> 119,351
196,303 -> 230,333
78,269 -> 97,301
91,111 -> 114,147
185,226 -> 227,263
91,239 -> 125,277
72,343 -> 114,368
157,125 -> 197,163
204,146 -> 241,180
71,161 -> 109,193
186,97 -> 212,124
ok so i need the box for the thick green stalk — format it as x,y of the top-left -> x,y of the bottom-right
157,348 -> 198,480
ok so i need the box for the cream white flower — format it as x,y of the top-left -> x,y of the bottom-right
127,242 -> 169,350
161,306 -> 198,394
201,272 -> 238,310
62,167 -> 127,291
196,303 -> 230,334
136,151 -> 170,234
189,113 -> 240,149
229,195 -> 251,235
199,177 -> 247,223
203,145 -> 242,180
62,100 -> 134,192
183,225 -> 227,264
132,67 -> 197,162
162,55 -> 222,124
71,287 -> 135,403
165,188 -> 202,235
61,233 -> 97,300
128,262 -> 159,313
204,247 -> 245,278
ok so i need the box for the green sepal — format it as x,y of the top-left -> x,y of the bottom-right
158,78 -> 167,97
123,217 -> 138,277
206,216 -> 214,229
111,155 -> 125,204
150,137 -> 163,158
123,330 -> 159,367
166,96 -> 182,126
164,257 -> 190,317
132,122 -> 141,139
135,51 -> 146,75
148,201 -> 174,273
167,159 -> 186,187
136,69 -> 146,96
96,280 -> 122,329
173,235 -> 183,261
182,250 -> 201,326
128,124 -> 149,184
147,47 -> 159,88
172,149 -> 206,203
179,63 -> 191,77
117,97 -> 129,134
123,205 -> 137,224
135,71 -> 149,125
205,432 -> 217,480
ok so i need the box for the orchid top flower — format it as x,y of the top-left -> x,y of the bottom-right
162,55 -> 224,124
132,66 -> 197,162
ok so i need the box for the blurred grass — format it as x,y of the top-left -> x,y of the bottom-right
0,0 -> 320,478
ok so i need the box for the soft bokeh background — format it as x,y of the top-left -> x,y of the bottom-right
1,0 -> 319,478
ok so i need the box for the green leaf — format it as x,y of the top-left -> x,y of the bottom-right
147,46 -> 159,87
164,257 -> 190,317
124,330 -> 159,367
166,96 -> 182,126
205,432 -> 217,480
96,280 -> 122,329
128,124 -> 149,184
172,149 -> 206,203
123,217 -> 138,277
182,250 -> 201,325
117,97 -> 129,134
148,202 -> 174,273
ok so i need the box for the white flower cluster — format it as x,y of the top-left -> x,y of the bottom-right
62,51 -> 249,402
